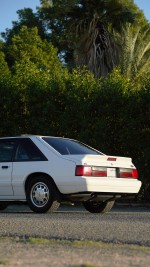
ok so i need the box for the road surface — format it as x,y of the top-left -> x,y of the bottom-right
0,205 -> 150,246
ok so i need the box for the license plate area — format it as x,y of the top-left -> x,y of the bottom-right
107,168 -> 116,177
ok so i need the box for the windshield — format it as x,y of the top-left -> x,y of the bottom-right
42,138 -> 103,155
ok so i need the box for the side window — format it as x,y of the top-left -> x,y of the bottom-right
0,141 -> 15,162
14,139 -> 47,162
15,143 -> 30,161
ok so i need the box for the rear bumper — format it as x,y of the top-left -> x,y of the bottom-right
85,177 -> 142,194
58,177 -> 142,195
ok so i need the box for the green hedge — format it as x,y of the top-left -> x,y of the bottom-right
0,68 -> 149,200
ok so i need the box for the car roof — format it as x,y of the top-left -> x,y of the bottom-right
0,135 -> 35,139
0,135 -> 68,140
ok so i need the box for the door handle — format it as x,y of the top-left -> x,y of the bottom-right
1,166 -> 9,169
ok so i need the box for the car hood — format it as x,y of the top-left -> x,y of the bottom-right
62,154 -> 134,168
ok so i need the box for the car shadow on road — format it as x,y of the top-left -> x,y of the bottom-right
1,204 -> 150,214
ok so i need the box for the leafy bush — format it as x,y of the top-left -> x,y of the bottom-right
0,29 -> 149,200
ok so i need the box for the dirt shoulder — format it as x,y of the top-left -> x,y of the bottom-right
0,237 -> 150,267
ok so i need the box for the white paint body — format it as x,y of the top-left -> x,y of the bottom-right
0,136 -> 141,201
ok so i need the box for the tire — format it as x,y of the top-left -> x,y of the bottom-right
0,203 -> 8,211
83,200 -> 115,213
26,176 -> 60,213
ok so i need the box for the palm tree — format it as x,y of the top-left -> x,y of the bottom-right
40,0 -> 137,77
119,22 -> 150,80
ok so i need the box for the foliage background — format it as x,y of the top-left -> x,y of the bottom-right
0,0 -> 150,201
0,63 -> 149,199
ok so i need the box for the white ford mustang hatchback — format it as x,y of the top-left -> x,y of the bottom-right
0,135 -> 141,213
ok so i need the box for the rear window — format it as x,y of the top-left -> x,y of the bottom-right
42,138 -> 103,155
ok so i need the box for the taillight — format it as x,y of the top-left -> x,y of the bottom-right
75,166 -> 92,176
75,166 -> 138,179
119,168 -> 138,179
75,166 -> 107,177
132,169 -> 138,178
92,166 -> 107,176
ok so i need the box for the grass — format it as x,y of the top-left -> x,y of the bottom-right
0,259 -> 9,265
72,265 -> 99,267
27,237 -> 150,251
0,237 -> 149,267
0,236 -> 150,252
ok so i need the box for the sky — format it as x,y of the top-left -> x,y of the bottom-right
0,0 -> 41,33
0,0 -> 150,33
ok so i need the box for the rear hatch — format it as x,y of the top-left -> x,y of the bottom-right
63,154 -> 133,168
63,154 -> 137,178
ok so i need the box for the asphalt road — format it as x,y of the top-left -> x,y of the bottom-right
0,205 -> 150,246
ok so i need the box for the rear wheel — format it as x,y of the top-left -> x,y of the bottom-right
83,200 -> 115,213
0,203 -> 8,211
26,176 -> 60,213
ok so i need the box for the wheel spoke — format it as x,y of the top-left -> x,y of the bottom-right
31,182 -> 49,207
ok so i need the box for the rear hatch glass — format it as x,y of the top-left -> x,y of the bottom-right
42,137 -> 103,155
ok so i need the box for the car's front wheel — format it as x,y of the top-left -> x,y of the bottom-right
83,200 -> 115,213
26,176 -> 60,213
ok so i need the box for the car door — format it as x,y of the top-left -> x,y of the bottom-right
12,138 -> 48,196
0,139 -> 15,195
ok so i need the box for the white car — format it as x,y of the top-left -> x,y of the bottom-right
0,135 -> 141,213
